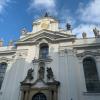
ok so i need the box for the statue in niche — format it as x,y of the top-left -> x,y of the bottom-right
38,62 -> 45,79
93,28 -> 100,37
47,67 -> 54,80
26,68 -> 34,80
38,66 -> 45,79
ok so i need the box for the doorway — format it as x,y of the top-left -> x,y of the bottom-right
32,93 -> 47,100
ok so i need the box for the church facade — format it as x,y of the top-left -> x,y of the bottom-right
0,14 -> 100,100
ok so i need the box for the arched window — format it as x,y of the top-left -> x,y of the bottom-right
0,62 -> 7,89
83,57 -> 100,92
39,43 -> 49,59
32,93 -> 47,100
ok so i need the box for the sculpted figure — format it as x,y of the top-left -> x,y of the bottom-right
47,67 -> 54,80
82,32 -> 87,38
93,28 -> 100,37
21,28 -> 27,35
66,23 -> 71,30
38,66 -> 45,79
44,12 -> 49,17
26,68 -> 34,80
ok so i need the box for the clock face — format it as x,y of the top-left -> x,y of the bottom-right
41,21 -> 49,29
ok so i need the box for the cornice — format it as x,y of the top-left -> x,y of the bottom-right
83,92 -> 100,96
67,43 -> 100,49
16,36 -> 75,46
0,50 -> 16,55
32,57 -> 53,64
18,29 -> 75,42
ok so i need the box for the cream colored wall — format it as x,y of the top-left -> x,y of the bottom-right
0,37 -> 100,100
32,18 -> 59,33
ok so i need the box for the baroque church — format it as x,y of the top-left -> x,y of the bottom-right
0,13 -> 100,100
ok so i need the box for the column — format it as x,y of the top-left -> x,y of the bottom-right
49,90 -> 52,100
54,91 -> 57,100
21,91 -> 25,100
25,91 -> 29,100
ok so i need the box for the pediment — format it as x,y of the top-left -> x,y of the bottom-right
31,79 -> 48,88
76,51 -> 100,58
17,30 -> 75,44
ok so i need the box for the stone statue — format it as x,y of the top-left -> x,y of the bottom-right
0,39 -> 3,47
8,40 -> 14,46
66,23 -> 71,30
21,28 -> 27,35
93,28 -> 100,37
82,32 -> 87,38
47,67 -> 54,80
44,12 -> 49,17
26,68 -> 34,80
38,66 -> 45,79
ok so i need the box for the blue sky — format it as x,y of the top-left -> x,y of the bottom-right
0,0 -> 100,45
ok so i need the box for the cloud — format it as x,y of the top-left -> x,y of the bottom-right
73,24 -> 100,37
0,0 -> 11,14
34,0 -> 55,8
57,9 -> 76,29
29,0 -> 56,12
75,0 -> 100,38
77,0 -> 100,24
28,0 -> 75,28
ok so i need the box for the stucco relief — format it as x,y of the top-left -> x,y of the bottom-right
15,50 -> 28,59
0,57 -> 12,63
59,48 -> 75,56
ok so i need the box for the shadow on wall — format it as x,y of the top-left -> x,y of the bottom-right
1,58 -> 32,100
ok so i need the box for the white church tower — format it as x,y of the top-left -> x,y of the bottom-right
0,13 -> 100,100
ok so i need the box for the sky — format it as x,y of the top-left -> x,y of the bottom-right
0,0 -> 100,45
